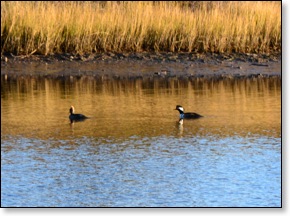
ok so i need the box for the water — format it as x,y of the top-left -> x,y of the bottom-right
1,74 -> 281,207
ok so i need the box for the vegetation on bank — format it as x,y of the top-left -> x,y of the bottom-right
1,1 -> 281,56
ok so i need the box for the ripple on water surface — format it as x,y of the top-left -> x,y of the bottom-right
1,75 -> 281,207
1,133 -> 281,207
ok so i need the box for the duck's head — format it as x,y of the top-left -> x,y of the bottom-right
175,105 -> 184,113
69,106 -> 75,114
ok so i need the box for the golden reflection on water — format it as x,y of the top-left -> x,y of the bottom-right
1,75 -> 281,140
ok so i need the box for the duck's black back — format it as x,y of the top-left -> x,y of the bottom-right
184,112 -> 203,119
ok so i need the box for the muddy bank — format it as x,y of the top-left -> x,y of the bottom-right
1,52 -> 281,80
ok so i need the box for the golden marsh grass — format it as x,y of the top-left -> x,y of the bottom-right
1,1 -> 281,56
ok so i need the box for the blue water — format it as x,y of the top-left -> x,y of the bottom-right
1,134 -> 281,207
1,76 -> 281,207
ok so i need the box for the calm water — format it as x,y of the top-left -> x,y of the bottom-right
1,74 -> 281,207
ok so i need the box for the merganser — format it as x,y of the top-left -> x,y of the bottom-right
69,106 -> 88,122
174,105 -> 203,119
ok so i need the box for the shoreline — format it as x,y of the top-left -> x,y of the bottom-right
1,52 -> 281,79
1,2 -> 280,55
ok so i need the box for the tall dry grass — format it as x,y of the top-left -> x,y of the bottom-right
1,1 -> 281,56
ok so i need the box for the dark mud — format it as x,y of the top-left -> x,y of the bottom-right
1,52 -> 281,80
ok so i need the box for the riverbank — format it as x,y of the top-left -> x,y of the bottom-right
1,2 -> 281,55
1,52 -> 281,80
1,1 -> 281,80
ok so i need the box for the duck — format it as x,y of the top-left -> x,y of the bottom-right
174,105 -> 203,119
69,106 -> 88,122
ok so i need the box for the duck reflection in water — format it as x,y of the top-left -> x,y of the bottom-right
178,118 -> 184,125
175,118 -> 184,136
69,106 -> 89,123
